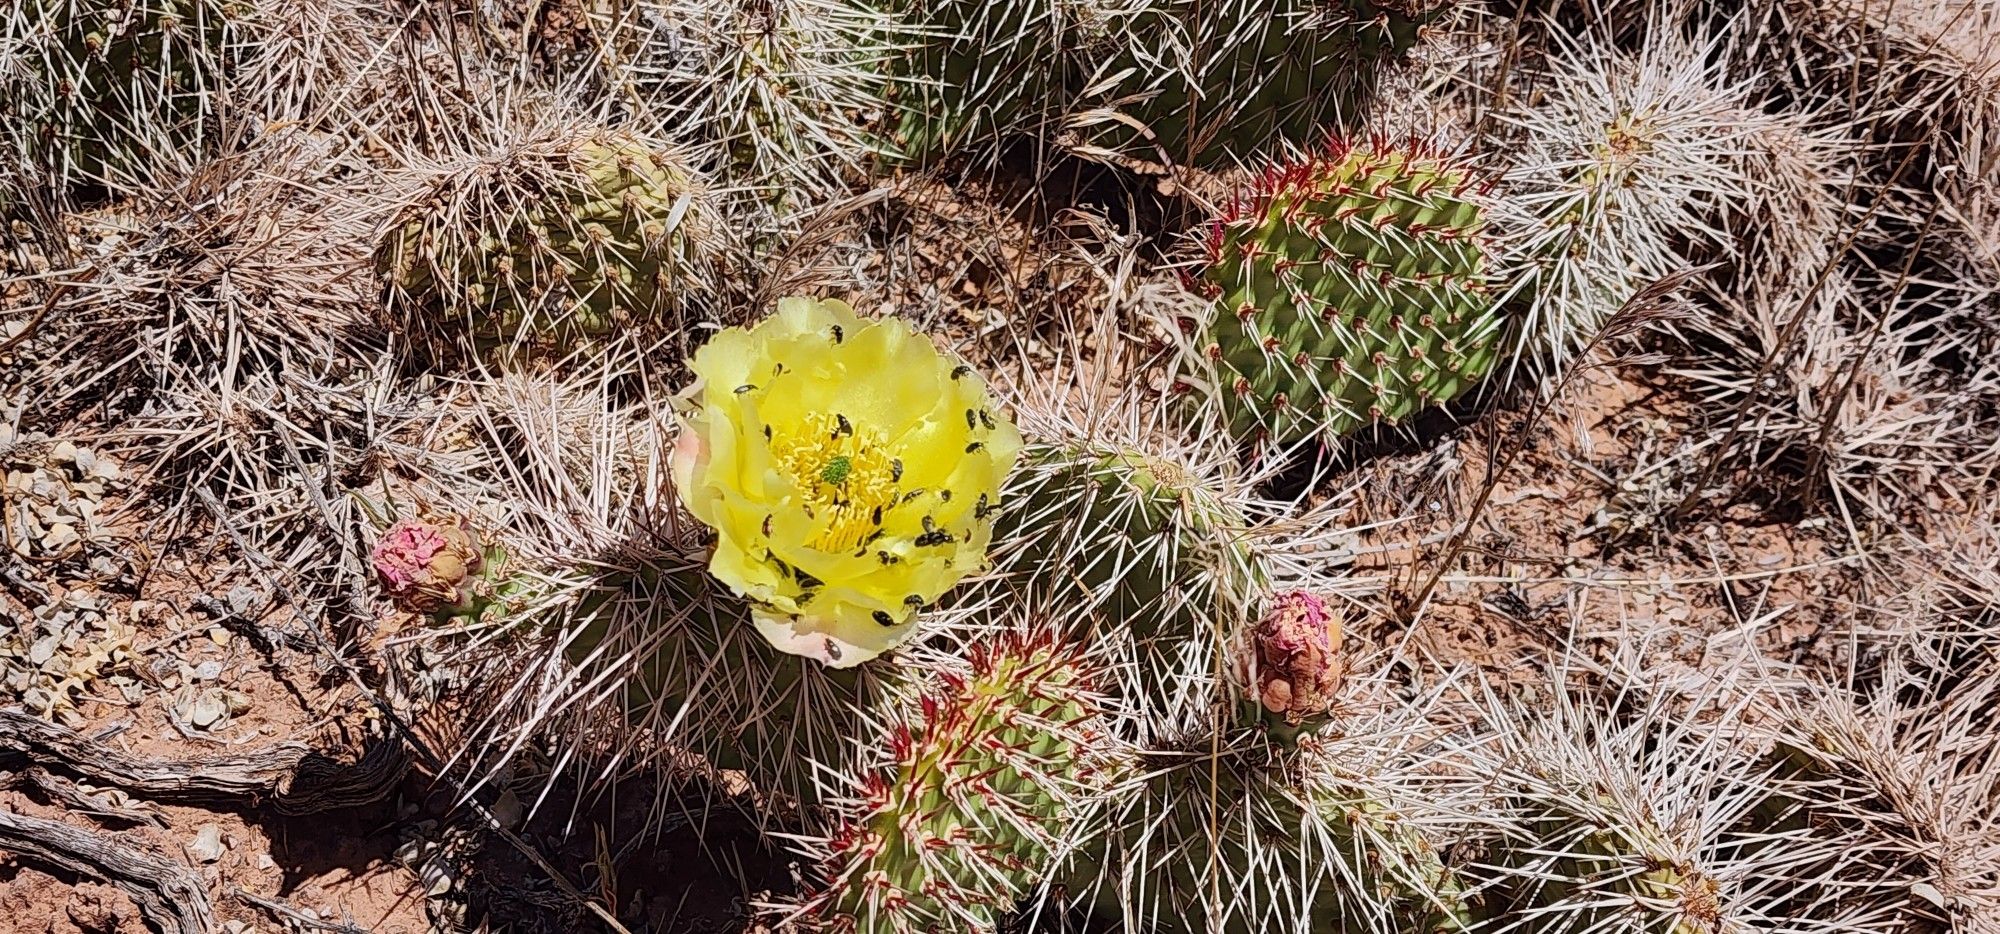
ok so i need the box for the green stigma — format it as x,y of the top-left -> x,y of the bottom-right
820,455 -> 853,486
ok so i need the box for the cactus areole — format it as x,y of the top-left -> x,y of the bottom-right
671,298 -> 1023,668
1191,139 -> 1502,447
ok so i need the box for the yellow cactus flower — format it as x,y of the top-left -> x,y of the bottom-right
671,297 -> 1023,667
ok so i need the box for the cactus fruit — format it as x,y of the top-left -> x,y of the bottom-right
3,0 -> 236,194
375,127 -> 718,359
806,631 -> 1116,933
1185,139 -> 1500,446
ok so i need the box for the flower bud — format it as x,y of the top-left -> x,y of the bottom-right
1248,590 -> 1344,724
371,518 -> 485,614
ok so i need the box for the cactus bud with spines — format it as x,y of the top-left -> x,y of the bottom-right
805,631 -> 1117,933
1188,139 -> 1501,447
375,126 -> 719,360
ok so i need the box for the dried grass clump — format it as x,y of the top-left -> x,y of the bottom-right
4,137 -> 383,610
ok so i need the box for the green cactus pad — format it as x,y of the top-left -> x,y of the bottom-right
1190,140 -> 1501,446
1079,1 -> 1453,167
5,0 -> 236,192
1079,740 -> 1474,933
812,632 -> 1112,933
881,0 -> 1455,167
996,444 -> 1258,638
375,129 -> 717,359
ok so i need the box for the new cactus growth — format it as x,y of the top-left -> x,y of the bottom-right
3,0 -> 235,193
807,632 -> 1115,933
672,298 -> 1023,668
375,127 -> 718,359
1188,140 -> 1500,446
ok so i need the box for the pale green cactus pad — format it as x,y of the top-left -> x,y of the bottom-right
375,129 -> 717,358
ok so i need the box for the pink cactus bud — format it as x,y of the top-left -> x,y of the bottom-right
1248,590 -> 1345,724
371,518 -> 484,614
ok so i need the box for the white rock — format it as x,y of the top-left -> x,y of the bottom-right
187,690 -> 229,729
186,824 -> 227,863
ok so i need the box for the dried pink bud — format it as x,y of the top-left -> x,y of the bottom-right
371,518 -> 484,614
1249,591 -> 1344,724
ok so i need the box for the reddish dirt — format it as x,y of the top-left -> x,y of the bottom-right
0,870 -> 148,934
1349,363 -> 1864,686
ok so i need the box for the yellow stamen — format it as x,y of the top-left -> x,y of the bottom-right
772,411 -> 899,553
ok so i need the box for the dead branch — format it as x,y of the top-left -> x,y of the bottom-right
0,711 -> 405,815
7,767 -> 167,829
0,807 -> 216,934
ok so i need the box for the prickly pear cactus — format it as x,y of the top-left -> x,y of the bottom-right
375,128 -> 718,359
996,443 -> 1259,637
559,555 -> 874,813
1188,140 -> 1500,446
881,1 -> 1457,167
878,0 -> 1119,160
1079,0 -> 1458,167
3,0 -> 236,192
1510,805 -> 1733,934
807,632 -> 1116,933
1078,735 -> 1474,934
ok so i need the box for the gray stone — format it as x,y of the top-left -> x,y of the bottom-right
186,824 -> 226,863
